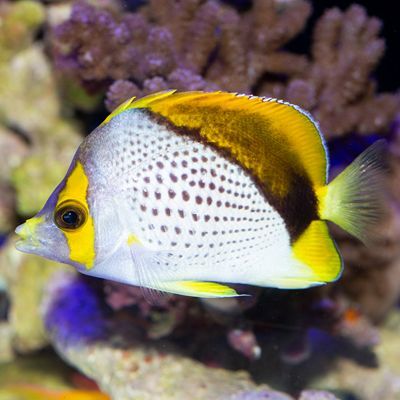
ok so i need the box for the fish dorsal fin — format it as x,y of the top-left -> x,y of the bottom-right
126,91 -> 328,189
101,90 -> 177,126
102,96 -> 137,126
291,220 -> 342,285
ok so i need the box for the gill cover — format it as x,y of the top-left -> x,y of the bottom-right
56,161 -> 95,269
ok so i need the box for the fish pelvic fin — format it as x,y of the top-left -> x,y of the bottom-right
291,220 -> 342,286
316,139 -> 387,244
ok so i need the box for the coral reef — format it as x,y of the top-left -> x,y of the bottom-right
0,240 -> 68,358
0,0 -> 83,232
51,0 -> 398,139
307,310 -> 400,400
42,271 -> 340,400
0,0 -> 399,399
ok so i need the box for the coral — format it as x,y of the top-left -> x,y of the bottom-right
0,323 -> 13,363
104,80 -> 141,113
51,0 -> 398,138
0,1 -> 83,230
307,309 -> 400,400
0,240 -> 69,356
0,1 -> 45,62
304,5 -> 399,138
104,281 -> 191,339
298,391 -> 339,400
42,272 -> 338,400
227,328 -> 262,360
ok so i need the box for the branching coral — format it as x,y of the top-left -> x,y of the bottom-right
51,0 -> 398,139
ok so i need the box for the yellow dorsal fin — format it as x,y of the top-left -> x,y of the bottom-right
102,96 -> 137,126
123,91 -> 328,188
101,90 -> 177,126
292,220 -> 342,284
159,280 -> 241,298
128,89 -> 176,108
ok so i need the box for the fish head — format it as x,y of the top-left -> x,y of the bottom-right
15,180 -> 76,267
14,148 -> 123,271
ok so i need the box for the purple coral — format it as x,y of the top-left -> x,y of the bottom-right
43,273 -> 107,344
51,1 -> 398,136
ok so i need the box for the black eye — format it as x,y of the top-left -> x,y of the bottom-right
55,201 -> 87,230
62,210 -> 78,225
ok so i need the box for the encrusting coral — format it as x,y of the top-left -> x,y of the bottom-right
0,0 -> 400,399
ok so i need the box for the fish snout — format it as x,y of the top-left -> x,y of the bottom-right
15,216 -> 44,252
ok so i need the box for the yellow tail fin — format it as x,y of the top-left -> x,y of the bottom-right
317,140 -> 387,243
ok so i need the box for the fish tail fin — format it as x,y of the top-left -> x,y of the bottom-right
317,139 -> 387,243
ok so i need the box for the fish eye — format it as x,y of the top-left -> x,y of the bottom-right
54,201 -> 87,231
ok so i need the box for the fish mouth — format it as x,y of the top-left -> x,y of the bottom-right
15,222 -> 43,254
14,236 -> 41,254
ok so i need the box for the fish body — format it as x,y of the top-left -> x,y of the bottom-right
15,91 -> 384,298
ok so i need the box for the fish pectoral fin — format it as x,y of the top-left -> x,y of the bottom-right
127,242 -> 173,304
159,280 -> 243,298
290,220 -> 343,287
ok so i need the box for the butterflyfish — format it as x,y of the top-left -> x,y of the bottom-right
15,91 -> 385,298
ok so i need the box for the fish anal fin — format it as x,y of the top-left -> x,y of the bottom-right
160,281 -> 242,298
292,220 -> 342,284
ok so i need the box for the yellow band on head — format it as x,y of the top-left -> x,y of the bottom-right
57,161 -> 95,269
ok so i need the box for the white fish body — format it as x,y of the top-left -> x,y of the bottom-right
85,110 -> 306,291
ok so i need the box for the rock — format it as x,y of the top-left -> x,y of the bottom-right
310,310 -> 400,400
0,240 -> 72,354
